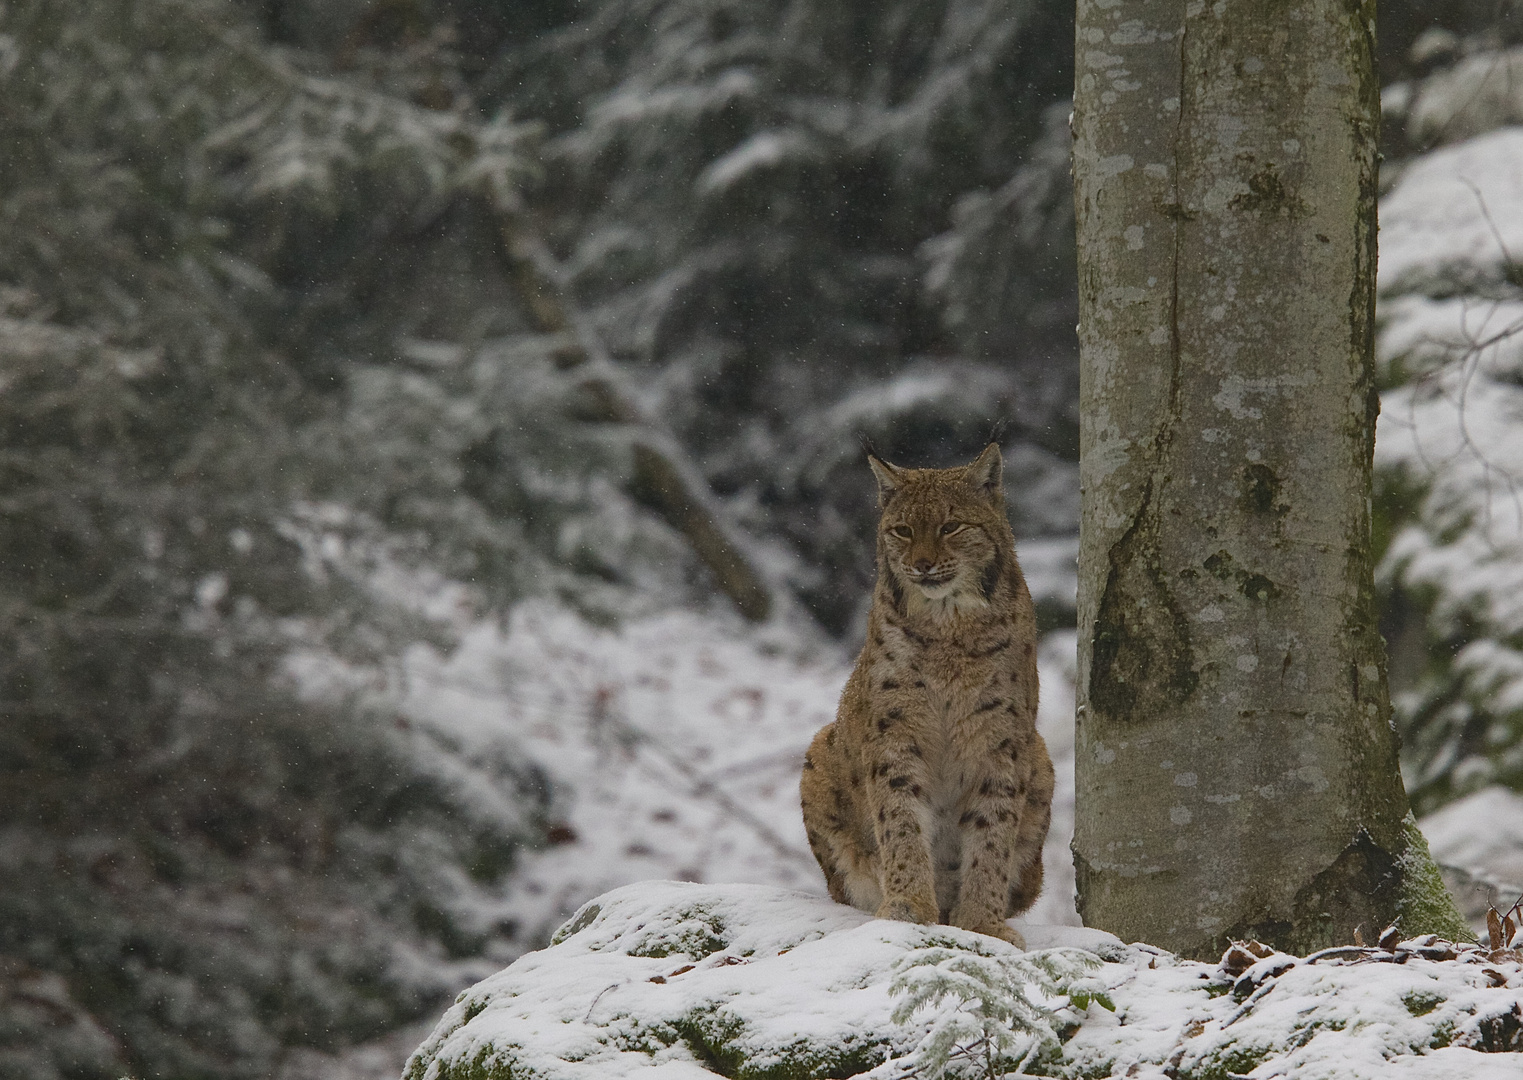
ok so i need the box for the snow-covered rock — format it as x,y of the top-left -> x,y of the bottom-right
404,881 -> 1523,1080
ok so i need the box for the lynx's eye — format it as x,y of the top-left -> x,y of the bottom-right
940,521 -> 964,535
889,525 -> 912,540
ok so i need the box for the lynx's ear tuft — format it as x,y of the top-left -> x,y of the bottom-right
867,455 -> 902,505
964,443 -> 1003,502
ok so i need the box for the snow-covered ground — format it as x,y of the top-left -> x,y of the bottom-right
405,881 -> 1523,1080
1423,787 -> 1523,892
396,601 -> 1083,952
1421,787 -> 1523,930
278,594 -> 1079,1080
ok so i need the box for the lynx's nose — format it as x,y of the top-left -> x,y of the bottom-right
913,558 -> 934,575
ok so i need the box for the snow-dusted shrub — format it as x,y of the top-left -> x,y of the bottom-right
889,944 -> 1111,1079
1400,47 -> 1523,150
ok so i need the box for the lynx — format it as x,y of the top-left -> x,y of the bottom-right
800,444 -> 1053,946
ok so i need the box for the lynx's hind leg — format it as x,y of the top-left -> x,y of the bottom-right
800,724 -> 882,912
1006,734 -> 1055,917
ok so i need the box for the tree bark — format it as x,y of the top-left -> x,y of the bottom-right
1071,0 -> 1466,958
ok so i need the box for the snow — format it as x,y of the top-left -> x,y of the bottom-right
1421,787 -> 1523,895
1377,359 -> 1523,644
402,604 -> 836,938
1378,127 -> 1523,295
576,70 -> 762,149
403,882 -> 1108,1080
396,601 -> 1083,952
1017,537 -> 1079,614
697,130 -> 819,194
404,881 -> 1523,1080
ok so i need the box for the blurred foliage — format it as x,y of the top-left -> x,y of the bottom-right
0,2 -> 565,1076
1373,15 -> 1523,816
472,0 -> 1083,632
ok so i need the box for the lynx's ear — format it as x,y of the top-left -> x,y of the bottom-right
964,443 -> 1003,502
867,455 -> 902,505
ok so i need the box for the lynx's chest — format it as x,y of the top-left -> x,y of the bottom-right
872,624 -> 1006,716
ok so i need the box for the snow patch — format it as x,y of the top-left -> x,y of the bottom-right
1380,128 -> 1523,294
1376,123 -> 1523,810
1421,787 -> 1523,892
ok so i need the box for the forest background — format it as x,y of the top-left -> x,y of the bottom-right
5,1 -> 1523,1078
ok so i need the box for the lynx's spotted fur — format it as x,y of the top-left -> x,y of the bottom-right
800,445 -> 1053,946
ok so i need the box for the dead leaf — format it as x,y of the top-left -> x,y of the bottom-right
1220,944 -> 1259,978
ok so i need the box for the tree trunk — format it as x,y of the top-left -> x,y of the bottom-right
1071,0 -> 1467,958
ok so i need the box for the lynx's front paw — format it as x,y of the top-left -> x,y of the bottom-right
876,895 -> 938,925
951,906 -> 1026,947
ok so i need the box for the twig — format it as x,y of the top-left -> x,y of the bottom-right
583,982 -> 620,1022
602,695 -> 816,869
